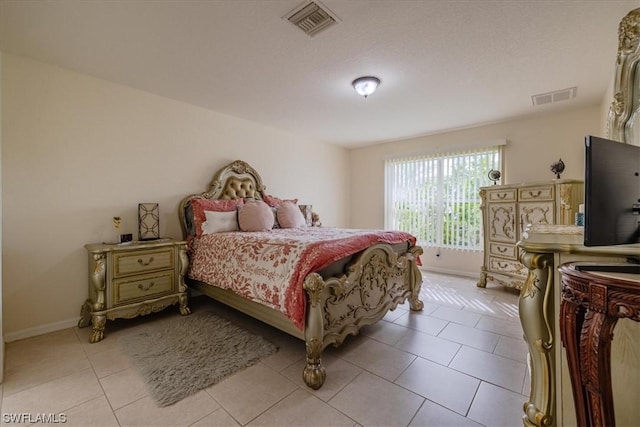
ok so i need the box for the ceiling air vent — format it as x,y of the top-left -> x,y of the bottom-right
286,1 -> 336,36
531,87 -> 578,106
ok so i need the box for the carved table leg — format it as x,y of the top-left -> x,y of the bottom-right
559,297 -> 588,427
519,252 -> 555,427
559,264 -> 640,427
580,309 -> 618,427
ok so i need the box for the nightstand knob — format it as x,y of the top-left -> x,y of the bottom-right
138,256 -> 154,266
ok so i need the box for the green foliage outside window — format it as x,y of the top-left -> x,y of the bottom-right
388,148 -> 499,250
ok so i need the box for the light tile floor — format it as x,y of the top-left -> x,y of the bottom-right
1,272 -> 529,426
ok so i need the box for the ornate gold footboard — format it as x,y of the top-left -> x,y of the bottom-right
302,243 -> 423,389
186,241 -> 423,389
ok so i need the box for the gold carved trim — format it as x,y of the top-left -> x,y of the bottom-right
519,251 -> 555,426
608,7 -> 640,143
301,243 -> 423,389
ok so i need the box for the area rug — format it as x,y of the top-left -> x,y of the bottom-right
119,311 -> 278,406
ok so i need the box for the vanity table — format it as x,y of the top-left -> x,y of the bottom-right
559,263 -> 640,427
517,7 -> 640,426
518,225 -> 640,426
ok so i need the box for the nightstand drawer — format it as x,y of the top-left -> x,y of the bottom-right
113,271 -> 174,305
519,185 -> 554,201
113,248 -> 174,277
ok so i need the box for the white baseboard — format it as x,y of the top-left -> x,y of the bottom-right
4,317 -> 80,343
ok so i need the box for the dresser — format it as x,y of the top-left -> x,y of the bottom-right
78,238 -> 190,343
477,180 -> 583,290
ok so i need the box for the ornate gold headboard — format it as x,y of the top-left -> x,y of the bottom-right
608,7 -> 640,145
178,160 -> 267,238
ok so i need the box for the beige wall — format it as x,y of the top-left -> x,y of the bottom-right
348,106 -> 603,276
0,52 -> 613,337
1,54 -> 349,339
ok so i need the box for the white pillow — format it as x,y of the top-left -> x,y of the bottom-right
277,201 -> 307,228
201,210 -> 239,234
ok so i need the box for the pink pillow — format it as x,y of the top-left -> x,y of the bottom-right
263,194 -> 299,207
277,201 -> 307,228
191,198 -> 244,237
238,200 -> 275,232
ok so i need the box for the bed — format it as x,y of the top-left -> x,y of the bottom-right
178,160 -> 424,389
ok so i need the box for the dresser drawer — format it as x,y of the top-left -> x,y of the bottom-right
113,271 -> 175,305
488,257 -> 528,277
113,248 -> 174,277
519,185 -> 554,201
489,243 -> 517,259
487,189 -> 516,202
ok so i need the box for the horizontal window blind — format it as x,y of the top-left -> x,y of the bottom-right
385,145 -> 501,250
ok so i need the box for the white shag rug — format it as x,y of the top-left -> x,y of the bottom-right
119,311 -> 278,406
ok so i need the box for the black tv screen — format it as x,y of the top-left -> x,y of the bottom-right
584,135 -> 640,247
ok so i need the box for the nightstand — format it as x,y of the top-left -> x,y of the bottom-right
78,238 -> 190,343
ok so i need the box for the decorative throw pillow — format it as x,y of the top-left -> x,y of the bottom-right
201,210 -> 239,234
238,200 -> 275,232
277,201 -> 307,228
263,194 -> 299,207
191,198 -> 244,238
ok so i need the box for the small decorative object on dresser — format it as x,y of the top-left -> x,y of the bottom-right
487,169 -> 501,185
550,158 -> 565,179
138,203 -> 160,240
477,179 -> 583,290
78,238 -> 190,343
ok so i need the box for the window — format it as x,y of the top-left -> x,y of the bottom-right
385,144 -> 502,250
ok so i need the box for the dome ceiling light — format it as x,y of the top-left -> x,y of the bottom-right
352,76 -> 381,98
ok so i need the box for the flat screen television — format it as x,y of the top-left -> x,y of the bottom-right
580,135 -> 640,273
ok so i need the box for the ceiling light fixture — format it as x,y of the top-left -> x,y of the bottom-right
352,76 -> 380,98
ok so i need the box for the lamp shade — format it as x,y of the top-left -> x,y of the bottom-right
352,76 -> 380,98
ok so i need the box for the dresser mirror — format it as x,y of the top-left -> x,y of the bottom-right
608,7 -> 640,146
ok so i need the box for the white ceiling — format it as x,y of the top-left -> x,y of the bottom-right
1,0 -> 638,148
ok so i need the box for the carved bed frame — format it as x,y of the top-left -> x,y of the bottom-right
178,160 -> 424,389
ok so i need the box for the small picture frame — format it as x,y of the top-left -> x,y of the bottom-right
138,203 -> 160,240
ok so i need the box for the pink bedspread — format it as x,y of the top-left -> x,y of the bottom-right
188,227 -> 417,330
